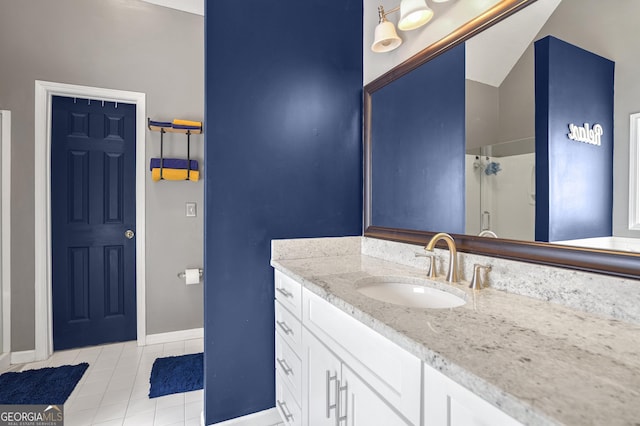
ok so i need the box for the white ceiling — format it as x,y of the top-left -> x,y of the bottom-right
139,0 -> 204,16
465,0 -> 562,87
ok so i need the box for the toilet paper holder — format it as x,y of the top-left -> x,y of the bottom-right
177,269 -> 204,279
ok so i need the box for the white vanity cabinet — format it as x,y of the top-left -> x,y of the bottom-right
274,270 -> 420,425
274,269 -> 522,426
423,363 -> 523,426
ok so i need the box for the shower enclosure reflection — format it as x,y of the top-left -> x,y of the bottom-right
466,139 -> 535,240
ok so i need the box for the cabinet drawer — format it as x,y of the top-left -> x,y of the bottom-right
276,333 -> 302,402
303,288 -> 421,425
276,300 -> 302,350
275,270 -> 302,319
276,371 -> 302,426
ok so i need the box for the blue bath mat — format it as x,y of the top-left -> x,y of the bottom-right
0,363 -> 89,404
149,352 -> 203,398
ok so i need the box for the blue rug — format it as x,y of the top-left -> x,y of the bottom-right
0,363 -> 89,404
149,352 -> 203,398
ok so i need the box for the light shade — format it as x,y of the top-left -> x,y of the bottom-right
398,0 -> 434,31
371,20 -> 402,53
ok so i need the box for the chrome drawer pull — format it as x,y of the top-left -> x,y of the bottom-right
337,380 -> 348,425
277,400 -> 294,421
277,357 -> 293,376
276,320 -> 293,335
276,287 -> 293,298
326,370 -> 338,419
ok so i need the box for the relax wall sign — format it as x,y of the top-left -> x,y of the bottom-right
567,123 -> 603,146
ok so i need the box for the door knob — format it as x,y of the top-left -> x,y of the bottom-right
125,229 -> 135,239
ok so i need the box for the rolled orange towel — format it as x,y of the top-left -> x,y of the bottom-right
151,168 -> 200,182
172,119 -> 202,128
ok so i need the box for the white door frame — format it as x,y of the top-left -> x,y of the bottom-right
34,81 -> 147,361
629,112 -> 640,230
0,110 -> 11,368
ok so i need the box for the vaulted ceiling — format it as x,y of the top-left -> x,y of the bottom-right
139,0 -> 204,16
466,0 -> 562,87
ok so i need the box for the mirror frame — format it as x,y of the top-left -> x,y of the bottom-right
363,0 -> 640,280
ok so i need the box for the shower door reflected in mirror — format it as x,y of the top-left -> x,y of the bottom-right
466,140 -> 535,240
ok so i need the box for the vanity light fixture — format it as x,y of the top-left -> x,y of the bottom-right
371,0 -> 435,53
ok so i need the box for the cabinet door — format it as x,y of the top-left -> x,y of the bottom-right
424,363 -> 522,426
303,328 -> 342,426
303,287 -> 421,425
341,365 -> 412,426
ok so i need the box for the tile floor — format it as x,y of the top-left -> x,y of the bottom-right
3,338 -> 204,426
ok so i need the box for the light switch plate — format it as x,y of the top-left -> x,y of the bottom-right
186,202 -> 197,217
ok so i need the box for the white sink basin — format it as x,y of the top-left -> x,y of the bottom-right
355,276 -> 466,309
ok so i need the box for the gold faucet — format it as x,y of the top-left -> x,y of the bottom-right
425,233 -> 458,283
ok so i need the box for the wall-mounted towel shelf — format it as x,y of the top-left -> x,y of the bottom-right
148,118 -> 203,181
148,123 -> 202,135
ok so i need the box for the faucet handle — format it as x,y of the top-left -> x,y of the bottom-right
469,264 -> 491,290
415,252 -> 437,279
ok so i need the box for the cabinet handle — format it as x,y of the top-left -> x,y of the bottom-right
336,380 -> 348,425
276,357 -> 293,376
277,399 -> 294,422
276,287 -> 293,298
326,370 -> 338,419
276,320 -> 293,335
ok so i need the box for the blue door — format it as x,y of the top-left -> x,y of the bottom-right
51,96 -> 137,350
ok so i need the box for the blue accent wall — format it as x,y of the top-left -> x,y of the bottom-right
535,36 -> 614,242
204,0 -> 362,423
371,43 -> 465,234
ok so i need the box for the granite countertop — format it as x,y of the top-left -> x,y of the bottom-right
271,251 -> 640,426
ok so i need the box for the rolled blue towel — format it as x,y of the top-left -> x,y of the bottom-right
149,158 -> 199,171
171,124 -> 202,130
148,120 -> 173,127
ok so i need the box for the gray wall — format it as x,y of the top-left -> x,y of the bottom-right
0,0 -> 204,351
465,80 -> 498,152
497,45 -> 535,146
466,40 -> 534,153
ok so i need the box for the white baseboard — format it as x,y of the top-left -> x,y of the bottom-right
209,408 -> 282,426
0,352 -> 10,371
145,327 -> 204,346
11,350 -> 36,364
